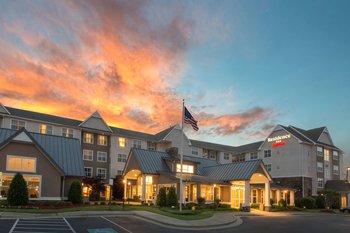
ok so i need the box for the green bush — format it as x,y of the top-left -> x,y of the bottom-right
156,187 -> 167,207
316,195 -> 325,209
0,200 -> 8,207
251,203 -> 260,209
197,197 -> 206,206
214,199 -> 220,208
166,186 -> 178,207
68,181 -> 83,204
301,196 -> 316,209
100,201 -> 106,205
278,199 -> 287,208
270,198 -> 275,206
7,173 -> 28,206
186,202 -> 198,209
218,203 -> 231,209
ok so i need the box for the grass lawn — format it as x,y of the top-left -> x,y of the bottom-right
0,205 -> 221,220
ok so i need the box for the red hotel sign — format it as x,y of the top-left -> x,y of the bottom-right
272,141 -> 286,148
268,134 -> 290,148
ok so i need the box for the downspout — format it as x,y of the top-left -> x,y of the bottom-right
61,176 -> 65,200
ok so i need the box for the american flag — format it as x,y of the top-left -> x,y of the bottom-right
184,107 -> 199,131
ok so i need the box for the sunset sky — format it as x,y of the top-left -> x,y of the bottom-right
0,1 -> 349,168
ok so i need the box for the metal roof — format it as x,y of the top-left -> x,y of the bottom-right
0,128 -> 84,177
130,148 -> 170,174
233,141 -> 263,154
325,180 -> 350,192
190,139 -> 235,152
202,159 -> 263,181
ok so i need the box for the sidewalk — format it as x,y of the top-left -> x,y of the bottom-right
0,210 -> 242,230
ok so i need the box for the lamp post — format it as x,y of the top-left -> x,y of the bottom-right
213,184 -> 217,210
122,179 -> 126,209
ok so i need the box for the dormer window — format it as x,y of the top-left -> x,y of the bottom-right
176,164 -> 194,174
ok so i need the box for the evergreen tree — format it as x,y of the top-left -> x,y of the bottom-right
156,187 -> 166,207
166,186 -> 177,207
7,173 -> 28,206
68,180 -> 83,204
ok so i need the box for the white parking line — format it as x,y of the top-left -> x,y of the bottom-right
9,218 -> 19,233
63,217 -> 77,233
101,216 -> 133,233
9,217 -> 75,233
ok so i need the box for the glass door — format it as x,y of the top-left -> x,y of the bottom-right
231,186 -> 245,208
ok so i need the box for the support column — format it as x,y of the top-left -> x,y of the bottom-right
244,181 -> 250,209
276,189 -> 281,205
141,174 -> 146,202
264,182 -> 271,211
290,191 -> 295,207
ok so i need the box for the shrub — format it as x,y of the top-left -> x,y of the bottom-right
166,186 -> 177,207
316,195 -> 325,209
218,203 -> 231,209
100,201 -> 106,205
197,197 -> 206,206
7,173 -> 28,206
251,203 -> 260,209
270,198 -> 275,206
301,196 -> 316,209
84,201 -> 90,205
68,181 -> 83,204
186,202 -> 197,209
156,187 -> 166,207
278,199 -> 287,208
214,199 -> 220,208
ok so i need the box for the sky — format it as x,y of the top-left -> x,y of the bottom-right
0,0 -> 349,172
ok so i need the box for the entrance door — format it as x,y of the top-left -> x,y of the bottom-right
231,186 -> 245,208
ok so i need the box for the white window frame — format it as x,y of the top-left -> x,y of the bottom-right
117,170 -> 123,176
133,139 -> 142,149
118,137 -> 126,148
40,124 -> 53,135
264,150 -> 271,158
192,147 -> 199,156
265,163 -> 272,172
97,151 -> 107,163
250,152 -> 258,160
209,151 -> 216,160
333,165 -> 339,175
224,153 -> 230,160
83,133 -> 94,144
317,162 -> 323,172
0,173 -> 42,199
324,149 -> 330,161
332,151 -> 339,160
147,142 -> 156,151
62,128 -> 74,138
317,178 -> 323,188
117,154 -> 127,163
317,146 -> 323,157
98,135 -> 107,146
83,150 -> 93,161
84,167 -> 93,177
6,155 -> 37,173
97,168 -> 107,179
176,164 -> 194,174
11,119 -> 26,130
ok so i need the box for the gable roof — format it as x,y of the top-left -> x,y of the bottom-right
0,128 -> 84,177
190,139 -> 235,152
233,141 -> 263,154
0,103 -> 10,115
79,111 -> 113,133
291,126 -> 325,142
153,125 -> 177,141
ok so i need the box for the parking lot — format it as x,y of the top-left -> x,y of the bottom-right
0,214 -> 349,233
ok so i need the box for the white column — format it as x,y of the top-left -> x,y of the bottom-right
264,182 -> 271,211
141,174 -> 146,202
290,191 -> 295,206
124,180 -> 127,200
276,189 -> 281,204
244,180 -> 250,207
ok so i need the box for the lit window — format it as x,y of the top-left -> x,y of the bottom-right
146,176 -> 153,184
97,168 -> 107,179
118,137 -> 126,147
147,142 -> 156,151
176,164 -> 194,173
97,151 -> 107,162
6,156 -> 36,172
11,120 -> 25,130
133,140 -> 142,149
324,149 -> 330,161
117,154 -> 127,163
317,162 -> 323,172
84,167 -> 93,177
62,128 -> 74,138
83,150 -> 93,161
333,151 -> 339,160
84,133 -> 93,144
98,135 -> 107,146
333,165 -> 339,175
40,124 -> 53,135
201,185 -> 214,201
264,150 -> 271,158
224,153 -> 230,160
192,147 -> 199,156
317,147 -> 323,157
317,178 -> 323,188
265,164 -> 272,172
250,152 -> 258,160
0,174 -> 40,198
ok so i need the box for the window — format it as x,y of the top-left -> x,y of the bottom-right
333,151 -> 339,160
203,149 -> 209,158
147,142 -> 156,151
238,154 -> 245,162
209,151 -> 217,160
324,149 -> 330,161
97,151 -> 107,162
333,165 -> 339,175
250,152 -> 258,160
83,150 -> 93,161
0,174 -> 40,198
84,133 -> 93,144
317,162 -> 323,172
146,176 -> 153,184
117,170 -> 123,176
201,185 -> 214,201
265,163 -> 272,172
6,155 -> 36,172
224,153 -> 230,160
192,147 -> 199,156
118,137 -> 126,147
317,178 -> 323,188
84,167 -> 93,177
117,154 -> 127,163
11,120 -> 25,130
40,124 -> 53,135
62,128 -> 74,138
264,150 -> 271,158
317,146 -> 323,157
252,190 -> 257,203
176,164 -> 194,173
133,140 -> 142,149
98,135 -> 107,146
97,168 -> 107,179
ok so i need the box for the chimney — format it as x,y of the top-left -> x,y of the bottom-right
166,147 -> 179,159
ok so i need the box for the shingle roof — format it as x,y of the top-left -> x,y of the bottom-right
292,126 -> 325,142
325,180 -> 350,192
153,126 -> 176,141
202,159 -> 264,181
190,139 -> 235,152
233,141 -> 263,154
0,128 -> 84,177
280,125 -> 313,143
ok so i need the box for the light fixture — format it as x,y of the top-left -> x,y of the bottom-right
123,180 -> 126,184
213,184 -> 216,187
128,182 -> 131,186
259,174 -> 262,177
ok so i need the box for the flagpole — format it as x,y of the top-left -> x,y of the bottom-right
179,99 -> 184,212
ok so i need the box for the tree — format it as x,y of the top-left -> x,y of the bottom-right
83,177 -> 106,201
300,196 -> 316,209
156,187 -> 166,207
112,175 -> 124,200
318,189 -> 340,209
68,181 -> 83,204
167,186 -> 177,207
7,173 -> 28,206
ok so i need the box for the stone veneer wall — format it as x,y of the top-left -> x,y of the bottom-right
273,177 -> 312,200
